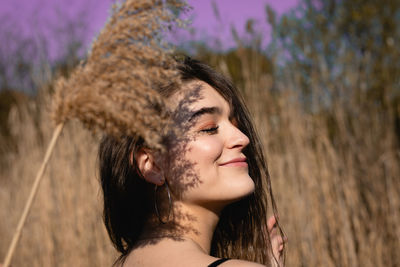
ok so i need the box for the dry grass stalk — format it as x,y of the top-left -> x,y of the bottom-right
3,1 -> 399,265
2,1 -> 188,266
2,123 -> 64,267
2,49 -> 400,266
1,99 -> 117,266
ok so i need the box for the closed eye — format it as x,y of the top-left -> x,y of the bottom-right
200,125 -> 219,134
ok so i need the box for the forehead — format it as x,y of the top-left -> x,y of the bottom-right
167,80 -> 230,112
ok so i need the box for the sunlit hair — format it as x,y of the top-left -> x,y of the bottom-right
99,57 -> 285,266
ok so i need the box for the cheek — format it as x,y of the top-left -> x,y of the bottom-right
186,136 -> 223,166
166,136 -> 224,199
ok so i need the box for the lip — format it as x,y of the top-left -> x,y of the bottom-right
219,157 -> 248,167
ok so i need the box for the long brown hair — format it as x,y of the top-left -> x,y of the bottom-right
99,57 -> 285,266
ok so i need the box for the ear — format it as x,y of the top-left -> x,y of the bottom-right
132,148 -> 164,186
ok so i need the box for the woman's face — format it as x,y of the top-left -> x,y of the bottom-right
165,80 -> 255,211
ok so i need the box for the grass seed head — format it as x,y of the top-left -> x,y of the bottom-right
52,0 -> 188,151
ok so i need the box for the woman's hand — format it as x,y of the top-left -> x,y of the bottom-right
267,216 -> 285,266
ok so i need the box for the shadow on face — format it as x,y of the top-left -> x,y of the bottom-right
132,82 -> 206,247
134,80 -> 254,249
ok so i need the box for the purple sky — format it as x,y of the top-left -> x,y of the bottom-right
184,0 -> 298,49
1,0 -> 299,59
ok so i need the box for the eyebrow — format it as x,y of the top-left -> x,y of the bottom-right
188,106 -> 222,122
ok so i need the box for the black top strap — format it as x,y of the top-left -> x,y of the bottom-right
208,258 -> 230,267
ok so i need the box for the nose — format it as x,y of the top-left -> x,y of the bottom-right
226,123 -> 250,150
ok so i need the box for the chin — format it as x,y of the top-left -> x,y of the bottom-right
238,178 -> 256,198
224,175 -> 255,203
186,173 -> 256,211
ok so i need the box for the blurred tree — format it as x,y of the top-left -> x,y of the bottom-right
266,1 -> 400,266
0,9 -> 87,163
187,17 -> 274,96
267,0 -> 400,141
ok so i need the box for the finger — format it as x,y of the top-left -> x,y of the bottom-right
269,227 -> 278,239
271,230 -> 283,245
267,215 -> 276,232
271,239 -> 281,261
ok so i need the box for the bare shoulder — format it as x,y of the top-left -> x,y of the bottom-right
124,238 -> 266,267
124,239 -> 220,266
220,259 -> 265,266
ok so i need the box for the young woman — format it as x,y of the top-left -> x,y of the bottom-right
99,57 -> 285,266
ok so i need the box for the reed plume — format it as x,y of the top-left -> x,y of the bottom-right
2,1 -> 188,266
52,0 -> 187,150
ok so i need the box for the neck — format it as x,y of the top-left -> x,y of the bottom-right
140,201 -> 222,254
176,202 -> 221,254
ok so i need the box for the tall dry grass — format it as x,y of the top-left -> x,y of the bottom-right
0,93 -> 117,266
1,48 -> 399,266
221,46 -> 400,266
1,8 -> 400,267
1,0 -> 189,265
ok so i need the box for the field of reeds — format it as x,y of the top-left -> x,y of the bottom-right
1,0 -> 399,266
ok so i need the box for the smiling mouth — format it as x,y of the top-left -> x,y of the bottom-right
219,158 -> 248,167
